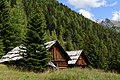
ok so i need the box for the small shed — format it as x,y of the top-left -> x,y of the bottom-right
66,50 -> 89,68
45,40 -> 71,69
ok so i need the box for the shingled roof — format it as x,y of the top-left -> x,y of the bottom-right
0,46 -> 26,63
66,50 -> 83,64
44,40 -> 56,50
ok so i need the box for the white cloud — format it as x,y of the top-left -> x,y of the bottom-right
112,11 -> 120,21
105,2 -> 117,7
79,9 -> 94,20
68,0 -> 117,9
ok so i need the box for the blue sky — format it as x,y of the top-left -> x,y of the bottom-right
57,0 -> 120,21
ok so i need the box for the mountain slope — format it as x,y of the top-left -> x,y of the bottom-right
34,0 -> 120,71
111,20 -> 120,27
1,0 -> 120,72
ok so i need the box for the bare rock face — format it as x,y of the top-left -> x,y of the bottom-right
96,18 -> 120,32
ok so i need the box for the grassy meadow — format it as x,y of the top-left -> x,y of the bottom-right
0,64 -> 120,80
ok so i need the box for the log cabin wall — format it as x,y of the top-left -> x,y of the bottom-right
76,55 -> 87,66
49,45 -> 68,69
53,61 -> 68,69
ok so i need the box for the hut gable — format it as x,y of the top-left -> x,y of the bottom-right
66,50 -> 89,67
45,40 -> 71,61
45,40 -> 71,69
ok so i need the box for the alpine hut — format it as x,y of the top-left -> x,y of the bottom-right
45,40 -> 71,69
66,50 -> 89,68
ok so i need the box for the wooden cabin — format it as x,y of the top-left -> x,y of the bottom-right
45,40 -> 71,69
66,50 -> 89,68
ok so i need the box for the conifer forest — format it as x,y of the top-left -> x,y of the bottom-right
0,0 -> 120,72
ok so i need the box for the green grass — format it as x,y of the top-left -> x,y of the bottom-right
0,64 -> 120,80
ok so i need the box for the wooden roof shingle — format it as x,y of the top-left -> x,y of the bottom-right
66,50 -> 83,64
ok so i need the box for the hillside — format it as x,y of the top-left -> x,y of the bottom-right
0,64 -> 120,80
0,0 -> 120,72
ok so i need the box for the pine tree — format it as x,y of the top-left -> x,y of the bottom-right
8,0 -> 26,50
58,31 -> 64,48
99,40 -> 109,70
65,40 -> 74,51
0,0 -> 10,53
23,6 -> 50,72
1,0 -> 26,53
45,30 -> 52,41
0,0 -> 5,57
0,39 -> 4,58
51,29 -> 57,40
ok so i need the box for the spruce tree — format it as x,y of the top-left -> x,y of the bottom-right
23,6 -> 50,72
51,29 -> 57,40
45,30 -> 52,41
7,0 -> 26,51
0,0 -> 5,57
1,0 -> 26,53
0,39 -> 4,58
58,32 -> 64,47
66,40 -> 74,51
